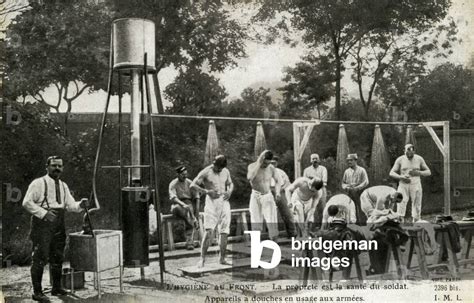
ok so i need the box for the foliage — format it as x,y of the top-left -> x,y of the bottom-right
164,67 -> 228,115
224,87 -> 279,118
410,63 -> 474,128
279,54 -> 334,118
252,0 -> 454,119
4,1 -> 111,113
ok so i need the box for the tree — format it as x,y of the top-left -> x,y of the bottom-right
164,67 -> 228,115
410,63 -> 474,129
4,1 -> 111,115
279,54 -> 334,119
253,0 -> 453,119
224,87 -> 278,118
348,18 -> 457,119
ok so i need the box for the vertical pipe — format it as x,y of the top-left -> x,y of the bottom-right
152,73 -> 165,114
443,121 -> 450,215
118,71 -> 123,230
144,54 -> 166,281
131,69 -> 141,183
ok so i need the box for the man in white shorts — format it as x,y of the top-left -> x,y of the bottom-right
285,177 -> 323,236
321,194 -> 357,229
360,185 -> 404,223
191,155 -> 234,267
389,144 -> 431,222
247,150 -> 282,241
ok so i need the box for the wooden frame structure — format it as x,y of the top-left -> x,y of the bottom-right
152,114 -> 451,215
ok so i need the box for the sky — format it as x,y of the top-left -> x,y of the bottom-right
12,0 -> 474,113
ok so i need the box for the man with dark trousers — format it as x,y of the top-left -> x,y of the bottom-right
169,165 -> 199,250
341,153 -> 369,225
22,156 -> 89,302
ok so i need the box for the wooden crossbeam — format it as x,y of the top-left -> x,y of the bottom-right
423,124 -> 446,157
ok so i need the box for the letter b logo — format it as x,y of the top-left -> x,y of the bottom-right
244,231 -> 281,269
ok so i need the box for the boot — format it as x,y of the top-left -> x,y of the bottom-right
50,265 -> 68,296
31,263 -> 44,296
32,291 -> 50,302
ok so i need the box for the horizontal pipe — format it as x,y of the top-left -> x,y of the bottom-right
151,113 -> 442,126
101,165 -> 152,169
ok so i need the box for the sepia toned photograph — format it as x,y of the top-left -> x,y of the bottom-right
1,0 -> 473,302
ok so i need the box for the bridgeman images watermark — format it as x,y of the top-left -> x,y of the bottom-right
245,231 -> 377,271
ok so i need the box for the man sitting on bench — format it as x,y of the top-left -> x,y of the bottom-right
169,165 -> 199,250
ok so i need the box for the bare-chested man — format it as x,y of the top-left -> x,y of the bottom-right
247,150 -> 281,241
389,144 -> 431,222
191,155 -> 234,267
285,177 -> 323,236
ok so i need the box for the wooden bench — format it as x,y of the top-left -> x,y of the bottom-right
299,246 -> 365,283
159,208 -> 253,251
404,226 -> 430,279
457,221 -> 474,268
160,213 -> 202,251
434,224 -> 460,278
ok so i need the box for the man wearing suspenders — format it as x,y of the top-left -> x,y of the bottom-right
22,156 -> 89,302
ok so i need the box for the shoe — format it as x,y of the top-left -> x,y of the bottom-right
32,292 -> 50,302
186,244 -> 194,250
51,288 -> 69,296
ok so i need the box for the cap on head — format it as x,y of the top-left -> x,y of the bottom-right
175,165 -> 186,174
404,144 -> 415,152
346,153 -> 358,161
310,153 -> 320,162
213,154 -> 227,168
46,155 -> 62,165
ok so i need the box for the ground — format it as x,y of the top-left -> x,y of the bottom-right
1,210 -> 473,302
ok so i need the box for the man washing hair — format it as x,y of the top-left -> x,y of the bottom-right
390,144 -> 431,222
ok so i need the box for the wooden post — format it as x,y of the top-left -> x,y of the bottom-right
443,121 -> 450,215
293,123 -> 301,179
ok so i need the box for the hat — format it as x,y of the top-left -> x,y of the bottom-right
346,153 -> 358,160
310,153 -> 320,161
175,165 -> 186,174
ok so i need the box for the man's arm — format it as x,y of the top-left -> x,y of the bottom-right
223,170 -> 234,200
169,179 -> 188,208
272,166 -> 282,199
64,183 -> 86,213
22,179 -> 48,219
349,202 -> 357,224
191,169 -> 208,195
306,190 -> 321,222
285,178 -> 301,206
389,158 -> 402,180
247,151 -> 266,182
322,166 -> 328,187
321,205 -> 329,229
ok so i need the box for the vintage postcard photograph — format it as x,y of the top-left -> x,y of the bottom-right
1,0 -> 473,302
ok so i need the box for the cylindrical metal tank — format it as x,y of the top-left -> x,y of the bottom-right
113,18 -> 156,71
121,187 -> 150,267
